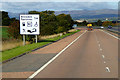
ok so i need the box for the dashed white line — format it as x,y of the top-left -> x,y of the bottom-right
96,30 -> 111,73
106,67 -> 110,72
26,30 -> 87,80
98,44 -> 100,47
102,55 -> 105,58
100,48 -> 102,51
104,61 -> 106,63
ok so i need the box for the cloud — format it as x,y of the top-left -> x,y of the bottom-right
0,3 -> 2,10
1,2 -> 118,13
1,0 -> 120,2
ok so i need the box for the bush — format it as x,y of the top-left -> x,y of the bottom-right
7,20 -> 35,42
102,21 -> 112,27
56,26 -> 65,33
26,35 -> 35,43
7,21 -> 21,39
7,10 -> 74,42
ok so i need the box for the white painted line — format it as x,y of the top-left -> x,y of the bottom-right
102,55 -> 105,58
100,48 -> 102,51
104,61 -> 106,63
26,30 -> 87,80
100,29 -> 120,40
98,44 -> 100,47
106,67 -> 110,72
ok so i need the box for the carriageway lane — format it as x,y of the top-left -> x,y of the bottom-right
95,29 -> 118,77
34,29 -> 118,78
2,29 -> 86,78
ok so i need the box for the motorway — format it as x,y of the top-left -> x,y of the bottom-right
2,28 -> 118,79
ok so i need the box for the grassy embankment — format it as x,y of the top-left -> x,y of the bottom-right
1,27 -> 26,51
1,27 -> 8,39
2,27 -> 80,62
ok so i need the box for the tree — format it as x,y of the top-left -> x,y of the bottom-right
56,26 -> 65,33
82,20 -> 87,26
29,10 -> 57,35
97,19 -> 102,26
102,21 -> 112,27
10,18 -> 18,24
56,14 -> 73,33
1,11 -> 10,26
7,21 -> 21,39
28,11 -> 73,36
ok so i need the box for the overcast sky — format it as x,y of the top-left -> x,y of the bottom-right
1,0 -> 119,2
0,2 -> 118,13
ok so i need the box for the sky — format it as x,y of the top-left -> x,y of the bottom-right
0,2 -> 118,13
1,0 -> 119,2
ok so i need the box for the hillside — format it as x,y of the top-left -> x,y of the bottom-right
8,9 -> 118,20
55,9 -> 118,20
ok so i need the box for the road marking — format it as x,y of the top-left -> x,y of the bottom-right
100,48 -> 102,51
106,67 -> 110,72
26,30 -> 87,80
98,44 -> 100,47
104,61 -> 106,63
100,29 -> 120,40
102,55 -> 105,58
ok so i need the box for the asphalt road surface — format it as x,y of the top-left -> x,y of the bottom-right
2,28 -> 118,79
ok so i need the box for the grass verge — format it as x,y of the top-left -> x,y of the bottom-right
2,30 -> 80,62
0,27 -> 9,39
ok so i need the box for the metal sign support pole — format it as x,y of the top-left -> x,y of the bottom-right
36,35 -> 37,43
23,35 -> 26,45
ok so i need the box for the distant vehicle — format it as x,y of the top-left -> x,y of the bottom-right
100,26 -> 104,29
108,26 -> 112,29
87,24 -> 93,31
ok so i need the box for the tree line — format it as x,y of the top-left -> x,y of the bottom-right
75,19 -> 118,27
1,11 -> 74,42
29,11 -> 73,35
0,11 -> 18,26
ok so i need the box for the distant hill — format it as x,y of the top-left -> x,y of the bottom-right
55,9 -> 118,20
8,12 -> 27,19
8,9 -> 118,20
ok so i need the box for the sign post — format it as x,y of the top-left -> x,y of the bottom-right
20,14 -> 40,45
23,35 -> 25,45
36,35 -> 37,43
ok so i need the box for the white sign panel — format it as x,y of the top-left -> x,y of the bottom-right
20,14 -> 40,35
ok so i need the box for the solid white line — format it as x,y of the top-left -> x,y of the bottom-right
100,29 -> 120,40
102,55 -> 105,58
26,30 -> 87,80
106,67 -> 110,72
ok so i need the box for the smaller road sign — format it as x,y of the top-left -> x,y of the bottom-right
20,14 -> 40,35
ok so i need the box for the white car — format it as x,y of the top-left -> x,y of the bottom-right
100,26 -> 104,29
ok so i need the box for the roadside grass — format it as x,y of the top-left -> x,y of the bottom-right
2,30 -> 80,62
0,27 -> 9,39
2,40 -> 30,51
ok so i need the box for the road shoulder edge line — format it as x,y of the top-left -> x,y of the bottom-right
2,30 -> 80,64
26,30 -> 87,80
99,29 -> 120,40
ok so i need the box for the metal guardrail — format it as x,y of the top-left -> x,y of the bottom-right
107,29 -> 120,35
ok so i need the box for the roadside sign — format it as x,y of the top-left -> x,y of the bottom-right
20,14 -> 40,35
